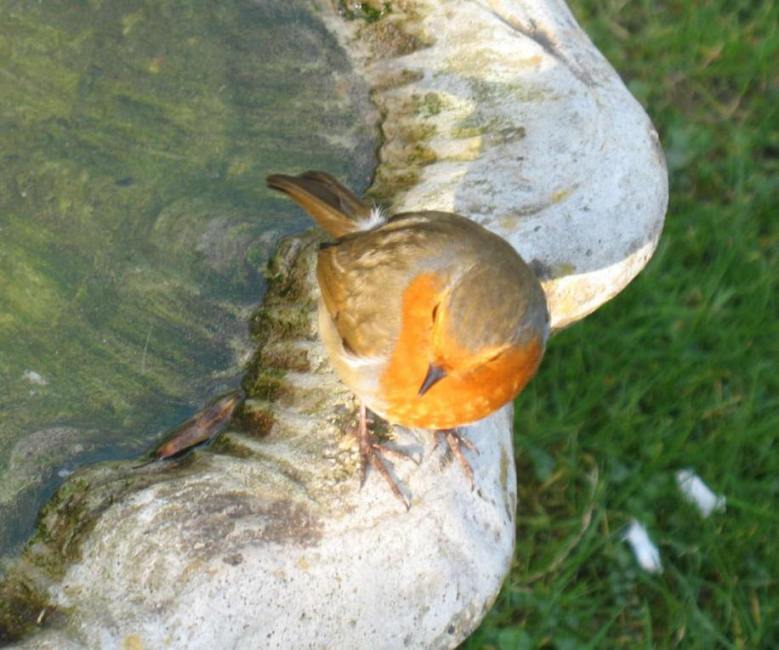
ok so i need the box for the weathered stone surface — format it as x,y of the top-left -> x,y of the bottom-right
3,0 -> 667,647
323,0 -> 668,330
5,236 -> 516,649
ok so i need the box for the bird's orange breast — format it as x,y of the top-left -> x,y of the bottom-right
379,273 -> 543,429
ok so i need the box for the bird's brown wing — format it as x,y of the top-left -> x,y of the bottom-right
316,214 -> 456,359
317,244 -> 403,359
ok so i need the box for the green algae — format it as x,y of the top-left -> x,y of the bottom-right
412,92 -> 444,118
338,1 -> 393,23
0,457 -> 184,639
242,236 -> 320,397
248,369 -> 287,402
0,0 -> 377,555
234,400 -> 276,439
0,570 -> 51,645
209,435 -> 255,459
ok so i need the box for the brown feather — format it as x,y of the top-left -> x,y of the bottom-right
267,172 -> 371,238
298,171 -> 372,221
315,211 -> 548,362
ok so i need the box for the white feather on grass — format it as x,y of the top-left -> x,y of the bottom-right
676,469 -> 726,517
623,519 -> 663,573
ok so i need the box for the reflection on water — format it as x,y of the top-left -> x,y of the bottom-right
0,1 -> 376,553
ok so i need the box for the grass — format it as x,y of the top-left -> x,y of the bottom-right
466,0 -> 779,648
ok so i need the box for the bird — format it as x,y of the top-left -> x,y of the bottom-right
267,171 -> 549,505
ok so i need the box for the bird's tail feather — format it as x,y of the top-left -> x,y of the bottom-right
267,171 -> 374,238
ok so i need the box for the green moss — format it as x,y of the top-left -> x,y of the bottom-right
368,168 -> 421,205
363,17 -> 429,57
248,369 -> 287,402
412,92 -> 444,118
468,77 -> 556,105
371,68 -> 424,92
240,236 -> 322,403
453,114 -> 526,144
259,345 -> 311,373
399,122 -> 437,143
408,144 -> 437,166
28,469 -> 144,578
451,124 -> 489,139
209,436 -> 255,459
338,1 -> 392,23
0,572 -> 51,644
236,402 -> 276,438
249,308 -> 311,349
31,477 -> 95,573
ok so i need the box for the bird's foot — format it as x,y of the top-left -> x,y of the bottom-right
435,428 -> 479,488
353,403 -> 416,509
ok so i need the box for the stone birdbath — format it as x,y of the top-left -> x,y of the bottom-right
0,0 -> 666,648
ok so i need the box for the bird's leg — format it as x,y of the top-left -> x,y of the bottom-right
354,402 -> 415,509
435,429 -> 479,488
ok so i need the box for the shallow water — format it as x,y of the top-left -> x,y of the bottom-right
0,0 -> 376,553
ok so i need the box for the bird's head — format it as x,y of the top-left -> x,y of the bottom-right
418,262 -> 549,397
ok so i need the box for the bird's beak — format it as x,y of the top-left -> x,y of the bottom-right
418,363 -> 446,396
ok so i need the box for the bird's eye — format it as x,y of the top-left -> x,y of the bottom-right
487,351 -> 503,363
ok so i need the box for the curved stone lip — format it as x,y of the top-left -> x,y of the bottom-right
0,236 -> 520,650
319,0 -> 668,330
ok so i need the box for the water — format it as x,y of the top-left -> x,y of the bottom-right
0,0 -> 376,554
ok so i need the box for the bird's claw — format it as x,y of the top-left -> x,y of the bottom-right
354,404 -> 414,509
436,429 -> 478,489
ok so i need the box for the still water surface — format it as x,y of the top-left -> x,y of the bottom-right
0,0 -> 376,554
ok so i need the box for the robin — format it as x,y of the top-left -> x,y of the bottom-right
267,171 -> 549,505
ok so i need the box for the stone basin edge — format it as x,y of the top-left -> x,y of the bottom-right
0,1 -> 668,646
